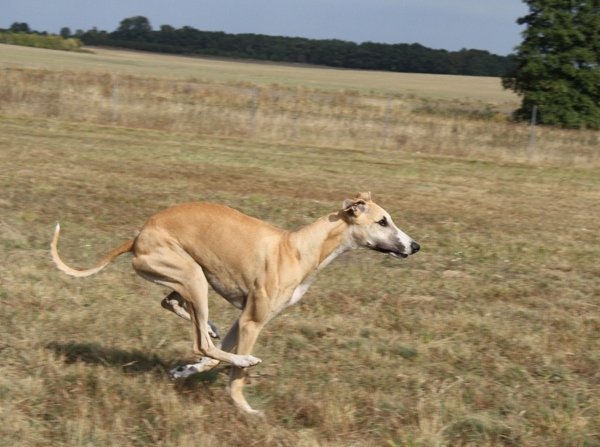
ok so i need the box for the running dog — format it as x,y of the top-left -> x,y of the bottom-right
51,192 -> 419,414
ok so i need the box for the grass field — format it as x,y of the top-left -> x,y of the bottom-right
0,44 -> 519,104
1,46 -> 599,446
2,44 -> 599,168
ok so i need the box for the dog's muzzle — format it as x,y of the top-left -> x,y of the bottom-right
371,240 -> 420,258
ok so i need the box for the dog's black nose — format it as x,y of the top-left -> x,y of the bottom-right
411,241 -> 420,253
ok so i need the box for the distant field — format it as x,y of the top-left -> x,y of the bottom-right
1,46 -> 597,167
0,43 -> 519,106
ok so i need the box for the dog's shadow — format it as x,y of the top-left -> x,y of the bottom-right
46,341 -> 223,386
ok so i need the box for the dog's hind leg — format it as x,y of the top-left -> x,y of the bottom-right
169,318 -> 240,380
161,292 -> 191,320
133,245 -> 259,368
161,291 -> 220,338
182,276 -> 260,368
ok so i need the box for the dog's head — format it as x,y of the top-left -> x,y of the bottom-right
342,192 -> 419,258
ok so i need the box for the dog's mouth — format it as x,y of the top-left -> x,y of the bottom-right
370,245 -> 408,258
389,251 -> 408,259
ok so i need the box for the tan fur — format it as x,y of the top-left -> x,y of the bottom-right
51,224 -> 135,277
51,193 -> 419,414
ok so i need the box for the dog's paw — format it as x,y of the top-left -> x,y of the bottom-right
231,354 -> 262,369
208,320 -> 220,339
169,358 -> 220,380
169,364 -> 198,380
237,404 -> 265,417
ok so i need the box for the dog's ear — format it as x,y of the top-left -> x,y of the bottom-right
356,191 -> 372,202
343,198 -> 367,217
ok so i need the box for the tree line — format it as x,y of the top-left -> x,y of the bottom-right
50,16 -> 513,77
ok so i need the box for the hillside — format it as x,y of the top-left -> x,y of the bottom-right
3,16 -> 515,77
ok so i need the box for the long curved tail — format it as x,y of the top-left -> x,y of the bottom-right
51,224 -> 135,278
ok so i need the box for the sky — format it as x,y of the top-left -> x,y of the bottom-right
3,0 -> 529,56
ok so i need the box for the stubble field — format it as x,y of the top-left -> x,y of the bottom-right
0,45 -> 599,447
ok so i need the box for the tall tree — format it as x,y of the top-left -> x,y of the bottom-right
503,1 -> 600,129
114,16 -> 152,41
10,22 -> 30,33
59,27 -> 71,39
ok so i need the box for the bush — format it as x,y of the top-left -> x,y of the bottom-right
0,32 -> 83,52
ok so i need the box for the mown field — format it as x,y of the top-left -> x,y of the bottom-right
0,46 -> 599,447
0,44 -> 518,104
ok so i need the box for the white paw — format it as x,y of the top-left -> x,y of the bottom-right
231,354 -> 262,369
169,358 -> 220,380
170,364 -> 198,380
240,406 -> 265,417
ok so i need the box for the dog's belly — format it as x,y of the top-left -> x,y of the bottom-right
204,273 -> 247,309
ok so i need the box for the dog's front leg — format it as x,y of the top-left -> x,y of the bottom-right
228,321 -> 264,415
227,293 -> 271,414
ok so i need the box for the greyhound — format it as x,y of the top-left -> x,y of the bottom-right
51,192 -> 419,414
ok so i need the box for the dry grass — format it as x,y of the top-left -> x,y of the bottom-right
0,44 -> 518,103
0,46 -> 599,446
1,115 -> 599,447
0,66 -> 598,168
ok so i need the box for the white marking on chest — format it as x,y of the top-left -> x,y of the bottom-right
286,279 -> 314,308
281,245 -> 348,311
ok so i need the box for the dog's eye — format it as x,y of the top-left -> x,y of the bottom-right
377,217 -> 388,227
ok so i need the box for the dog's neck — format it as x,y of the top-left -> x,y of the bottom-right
288,211 -> 355,273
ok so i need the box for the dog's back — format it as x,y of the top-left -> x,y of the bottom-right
135,202 -> 286,292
